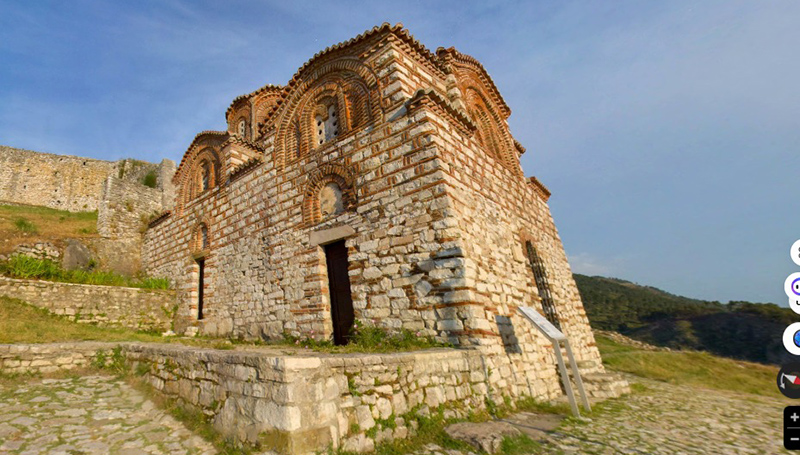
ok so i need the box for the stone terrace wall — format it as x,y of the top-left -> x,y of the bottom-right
0,340 -> 626,454
0,277 -> 175,332
0,342 -> 112,374
125,344 -> 496,455
0,145 -> 118,212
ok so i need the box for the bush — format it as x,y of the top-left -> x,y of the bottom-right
142,170 -> 158,188
0,255 -> 171,289
13,218 -> 38,233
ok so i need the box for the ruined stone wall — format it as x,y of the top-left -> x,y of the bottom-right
0,277 -> 175,332
0,145 -> 118,212
97,175 -> 164,238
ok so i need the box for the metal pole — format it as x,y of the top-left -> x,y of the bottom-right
564,339 -> 591,413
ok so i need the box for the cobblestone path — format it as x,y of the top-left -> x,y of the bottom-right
0,374 -> 788,455
418,376 -> 788,455
0,375 -> 215,455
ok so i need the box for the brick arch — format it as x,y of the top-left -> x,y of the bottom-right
177,147 -> 222,209
228,106 -> 251,136
302,164 -> 357,227
269,57 -> 383,170
287,80 -> 350,160
463,86 -> 520,175
190,219 -> 211,254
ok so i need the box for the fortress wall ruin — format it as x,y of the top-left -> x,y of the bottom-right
0,145 -> 118,212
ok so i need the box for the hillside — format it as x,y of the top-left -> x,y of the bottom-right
575,274 -> 794,365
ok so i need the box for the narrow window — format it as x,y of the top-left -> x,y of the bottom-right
196,258 -> 205,320
200,161 -> 210,192
238,119 -> 246,137
525,241 -> 560,329
200,224 -> 208,250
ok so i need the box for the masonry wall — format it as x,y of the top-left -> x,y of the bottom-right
0,146 -> 118,212
0,277 -> 175,332
0,342 -> 110,374
142,27 -> 608,411
0,340 -> 626,454
124,344 -> 496,455
144,38 -> 464,341
97,176 -> 165,238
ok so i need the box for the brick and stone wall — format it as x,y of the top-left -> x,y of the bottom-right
0,277 -> 175,332
142,24 -> 610,416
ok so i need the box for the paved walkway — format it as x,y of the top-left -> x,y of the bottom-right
543,377 -> 787,454
418,376 -> 788,454
0,375 -> 215,455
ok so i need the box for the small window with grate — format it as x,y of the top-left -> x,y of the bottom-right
315,101 -> 339,146
525,240 -> 560,329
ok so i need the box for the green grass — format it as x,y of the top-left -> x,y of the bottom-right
283,321 -> 450,354
0,204 -> 99,255
0,296 -> 164,344
0,255 -> 171,289
13,218 -> 38,233
596,333 -> 780,398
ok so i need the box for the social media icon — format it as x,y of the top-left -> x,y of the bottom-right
792,239 -> 800,267
791,297 -> 800,316
784,323 -> 800,355
786,273 -> 800,299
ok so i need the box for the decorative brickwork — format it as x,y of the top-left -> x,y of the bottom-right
143,23 -> 610,408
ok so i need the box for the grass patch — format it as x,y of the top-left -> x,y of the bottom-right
0,255 -> 171,289
596,333 -> 780,399
0,296 -> 165,344
499,434 -> 543,455
13,218 -> 38,233
0,204 -> 98,254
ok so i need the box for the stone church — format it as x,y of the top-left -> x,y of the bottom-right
143,23 -> 605,394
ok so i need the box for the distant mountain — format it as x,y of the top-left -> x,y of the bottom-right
574,274 -> 795,365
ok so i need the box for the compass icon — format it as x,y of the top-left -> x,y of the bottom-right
779,363 -> 800,399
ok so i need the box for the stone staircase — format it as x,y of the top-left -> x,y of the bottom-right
566,359 -> 630,400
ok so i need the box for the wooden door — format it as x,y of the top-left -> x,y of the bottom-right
324,240 -> 354,345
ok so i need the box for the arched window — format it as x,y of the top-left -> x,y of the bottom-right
237,119 -> 247,137
200,160 -> 210,192
200,224 -> 209,250
319,182 -> 344,218
314,99 -> 339,146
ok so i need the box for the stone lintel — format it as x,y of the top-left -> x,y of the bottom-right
309,225 -> 356,247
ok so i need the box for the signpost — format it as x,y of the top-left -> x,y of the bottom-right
518,307 -> 591,417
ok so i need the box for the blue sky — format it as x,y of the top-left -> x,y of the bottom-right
0,0 -> 796,305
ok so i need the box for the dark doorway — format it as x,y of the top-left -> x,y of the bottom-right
197,258 -> 205,320
324,240 -> 355,345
